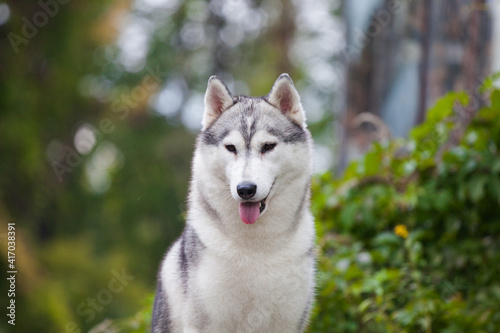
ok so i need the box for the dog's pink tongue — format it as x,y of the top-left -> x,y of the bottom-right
239,202 -> 260,224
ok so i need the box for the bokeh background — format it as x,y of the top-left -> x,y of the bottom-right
1,0 -> 500,332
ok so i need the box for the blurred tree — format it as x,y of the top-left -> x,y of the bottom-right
0,0 -> 343,332
340,0 -> 493,168
0,0 -> 194,331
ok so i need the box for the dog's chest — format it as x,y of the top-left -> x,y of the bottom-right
190,250 -> 311,329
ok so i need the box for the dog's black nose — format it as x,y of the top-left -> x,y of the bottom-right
237,182 -> 257,199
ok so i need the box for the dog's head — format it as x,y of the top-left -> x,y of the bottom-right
196,74 -> 312,225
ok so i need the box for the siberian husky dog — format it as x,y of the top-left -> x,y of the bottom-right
152,74 -> 316,333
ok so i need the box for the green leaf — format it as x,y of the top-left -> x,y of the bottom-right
491,89 -> 500,110
358,299 -> 373,312
364,150 -> 383,176
469,177 -> 487,203
488,177 -> 500,200
480,72 -> 500,93
427,91 -> 468,122
371,232 -> 400,247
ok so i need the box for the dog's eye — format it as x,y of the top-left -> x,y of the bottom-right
225,144 -> 237,154
261,143 -> 277,154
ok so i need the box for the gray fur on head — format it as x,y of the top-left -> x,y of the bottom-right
202,76 -> 235,129
266,73 -> 305,126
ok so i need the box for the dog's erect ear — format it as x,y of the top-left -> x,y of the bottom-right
202,76 -> 235,129
267,74 -> 305,126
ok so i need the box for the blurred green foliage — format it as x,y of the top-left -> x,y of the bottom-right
0,1 -> 193,332
310,81 -> 500,332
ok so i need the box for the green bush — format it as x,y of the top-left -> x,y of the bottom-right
309,79 -> 500,332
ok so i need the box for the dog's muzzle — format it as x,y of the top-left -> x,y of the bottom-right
236,182 -> 272,224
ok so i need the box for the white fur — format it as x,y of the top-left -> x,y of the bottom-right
156,75 -> 315,333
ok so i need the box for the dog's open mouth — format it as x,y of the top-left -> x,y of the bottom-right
239,196 -> 268,225
238,181 -> 275,225
259,198 -> 266,214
